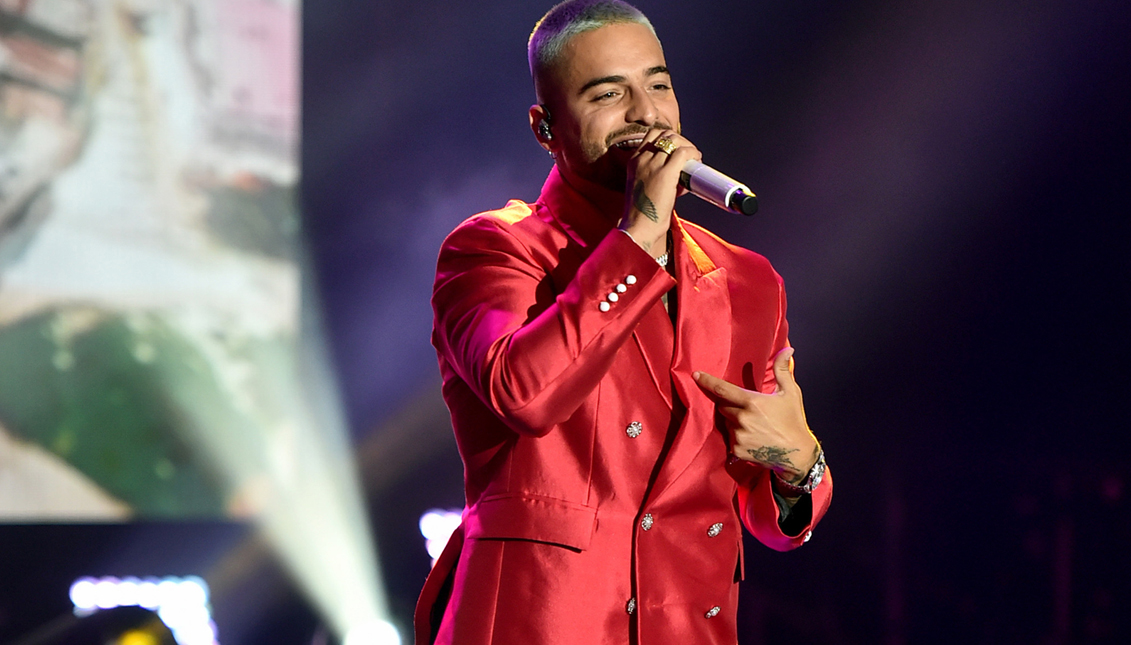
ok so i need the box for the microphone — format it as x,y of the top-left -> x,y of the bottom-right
679,160 -> 759,216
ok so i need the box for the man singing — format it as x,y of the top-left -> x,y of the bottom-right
415,1 -> 832,643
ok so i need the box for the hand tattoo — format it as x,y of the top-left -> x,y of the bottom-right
747,446 -> 798,470
633,180 -> 659,222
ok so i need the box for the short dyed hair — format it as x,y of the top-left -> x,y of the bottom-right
528,0 -> 658,99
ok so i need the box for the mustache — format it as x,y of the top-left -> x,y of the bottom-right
604,123 -> 675,148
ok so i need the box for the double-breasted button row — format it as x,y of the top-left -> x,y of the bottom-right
598,275 -> 638,312
637,516 -> 723,535
631,515 -> 728,620
625,598 -> 720,620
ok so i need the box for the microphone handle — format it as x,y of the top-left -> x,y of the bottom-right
679,160 -> 759,216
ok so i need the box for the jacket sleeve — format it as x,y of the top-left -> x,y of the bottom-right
734,272 -> 833,551
432,214 -> 676,436
736,463 -> 833,552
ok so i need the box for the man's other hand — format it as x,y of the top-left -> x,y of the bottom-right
693,348 -> 820,482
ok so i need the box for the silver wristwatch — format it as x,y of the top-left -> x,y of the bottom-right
773,449 -> 826,496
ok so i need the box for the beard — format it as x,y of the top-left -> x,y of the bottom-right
580,122 -> 677,162
576,121 -> 677,192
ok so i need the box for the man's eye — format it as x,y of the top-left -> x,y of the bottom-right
597,90 -> 618,100
652,83 -> 671,91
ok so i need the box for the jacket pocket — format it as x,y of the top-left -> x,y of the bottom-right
464,494 -> 598,551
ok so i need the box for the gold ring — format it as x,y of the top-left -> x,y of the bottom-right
653,137 -> 677,155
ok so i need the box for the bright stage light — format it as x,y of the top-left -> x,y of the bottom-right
178,577 -> 209,607
343,619 -> 402,645
116,578 -> 141,607
419,508 -> 463,565
119,630 -> 161,645
137,579 -> 161,609
94,578 -> 120,609
156,579 -> 181,611
155,297 -> 397,641
70,576 -> 218,645
69,577 -> 97,612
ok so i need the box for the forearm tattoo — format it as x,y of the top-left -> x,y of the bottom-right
747,446 -> 798,470
633,180 -> 659,222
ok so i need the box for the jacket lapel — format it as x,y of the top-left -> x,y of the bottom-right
631,301 -> 675,410
648,218 -> 732,499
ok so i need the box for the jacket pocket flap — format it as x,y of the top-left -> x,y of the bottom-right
464,495 -> 597,551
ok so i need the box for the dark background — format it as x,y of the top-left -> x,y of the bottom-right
3,1 -> 1128,643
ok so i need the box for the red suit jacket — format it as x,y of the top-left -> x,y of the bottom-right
416,167 -> 832,645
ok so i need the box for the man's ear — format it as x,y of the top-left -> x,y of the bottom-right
529,104 -> 554,151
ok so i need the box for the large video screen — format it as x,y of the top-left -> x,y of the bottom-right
0,0 -> 301,520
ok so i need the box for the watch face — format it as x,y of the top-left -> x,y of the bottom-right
809,455 -> 826,490
809,469 -> 823,490
798,453 -> 825,493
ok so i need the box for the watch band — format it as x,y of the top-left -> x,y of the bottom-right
772,449 -> 826,497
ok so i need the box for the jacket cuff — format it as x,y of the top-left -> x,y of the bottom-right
743,464 -> 833,552
557,228 -> 675,349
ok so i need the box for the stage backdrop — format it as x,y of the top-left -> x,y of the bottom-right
0,0 -> 301,519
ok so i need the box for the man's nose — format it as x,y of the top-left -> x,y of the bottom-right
624,87 -> 658,125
